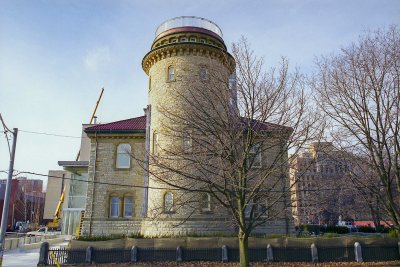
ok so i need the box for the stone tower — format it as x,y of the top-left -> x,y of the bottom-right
142,16 -> 236,236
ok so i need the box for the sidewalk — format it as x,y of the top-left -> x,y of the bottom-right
3,241 -> 68,267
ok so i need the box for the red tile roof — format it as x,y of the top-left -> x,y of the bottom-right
85,115 -> 146,133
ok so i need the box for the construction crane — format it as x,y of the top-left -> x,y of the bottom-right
75,87 -> 104,161
46,188 -> 65,229
47,88 -> 104,230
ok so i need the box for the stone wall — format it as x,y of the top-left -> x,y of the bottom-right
81,134 -> 145,236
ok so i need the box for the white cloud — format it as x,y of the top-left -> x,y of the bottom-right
84,46 -> 111,71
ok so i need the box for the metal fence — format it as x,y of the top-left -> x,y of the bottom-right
41,242 -> 400,265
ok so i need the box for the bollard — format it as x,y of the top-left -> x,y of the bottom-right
311,243 -> 318,263
267,244 -> 273,261
131,246 -> 138,262
354,242 -> 363,262
85,246 -> 93,264
222,245 -> 228,262
38,242 -> 49,265
176,246 -> 183,262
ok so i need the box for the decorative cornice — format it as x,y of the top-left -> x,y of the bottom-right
142,42 -> 235,75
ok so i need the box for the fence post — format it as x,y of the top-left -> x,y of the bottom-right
398,242 -> 400,259
222,245 -> 228,262
85,246 -> 93,264
354,242 -> 362,262
311,243 -> 318,263
131,246 -> 138,262
267,244 -> 273,261
176,246 -> 183,262
38,242 -> 49,265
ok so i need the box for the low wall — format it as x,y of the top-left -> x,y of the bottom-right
4,235 -> 62,251
69,236 -> 400,249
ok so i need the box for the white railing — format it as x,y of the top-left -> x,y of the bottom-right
155,16 -> 223,38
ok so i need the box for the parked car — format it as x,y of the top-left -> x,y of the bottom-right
26,227 -> 59,237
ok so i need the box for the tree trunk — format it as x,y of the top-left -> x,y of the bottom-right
238,230 -> 249,267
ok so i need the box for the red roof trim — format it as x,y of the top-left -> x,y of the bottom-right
85,115 -> 146,133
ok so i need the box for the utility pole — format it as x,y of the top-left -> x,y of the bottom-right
0,128 -> 18,266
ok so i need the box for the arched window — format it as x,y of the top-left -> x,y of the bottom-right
164,192 -> 174,213
110,196 -> 120,218
201,193 -> 211,212
123,196 -> 133,218
168,66 -> 175,81
116,143 -> 131,168
153,132 -> 159,155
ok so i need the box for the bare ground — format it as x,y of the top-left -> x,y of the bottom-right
66,261 -> 400,267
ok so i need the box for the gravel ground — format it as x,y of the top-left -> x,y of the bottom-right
66,261 -> 400,267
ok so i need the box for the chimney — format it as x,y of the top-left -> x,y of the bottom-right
93,116 -> 98,124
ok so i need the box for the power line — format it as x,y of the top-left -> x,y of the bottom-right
19,130 -> 81,139
15,170 -> 372,194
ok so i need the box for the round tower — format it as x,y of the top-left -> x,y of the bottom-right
142,16 -> 235,236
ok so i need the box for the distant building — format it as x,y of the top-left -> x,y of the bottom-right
0,178 -> 45,230
290,142 -> 368,225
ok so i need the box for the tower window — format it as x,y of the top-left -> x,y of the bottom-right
153,132 -> 159,155
183,131 -> 192,153
149,77 -> 152,91
164,192 -> 174,213
116,144 -> 131,169
168,66 -> 175,81
200,68 -> 208,81
201,193 -> 211,212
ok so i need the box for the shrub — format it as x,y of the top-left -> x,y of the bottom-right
74,234 -> 125,241
325,226 -> 349,234
388,229 -> 398,238
357,226 -> 376,233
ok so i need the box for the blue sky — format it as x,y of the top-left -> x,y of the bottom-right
0,0 -> 399,190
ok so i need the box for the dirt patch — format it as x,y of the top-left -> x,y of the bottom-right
65,261 -> 400,267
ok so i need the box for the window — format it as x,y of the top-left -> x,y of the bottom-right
110,196 -> 120,218
164,192 -> 174,212
168,66 -> 175,81
153,132 -> 159,155
200,67 -> 208,81
183,131 -> 192,153
124,196 -> 133,217
228,74 -> 236,90
116,144 -> 131,168
189,37 -> 196,42
170,38 -> 177,43
199,39 -> 205,43
180,37 -> 187,42
254,200 -> 268,218
248,144 -> 262,168
200,193 -> 211,212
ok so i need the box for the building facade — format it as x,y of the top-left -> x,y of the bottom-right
62,16 -> 295,237
289,142 -> 372,225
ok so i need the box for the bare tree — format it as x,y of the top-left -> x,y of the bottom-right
313,26 -> 400,232
145,37 -> 323,267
